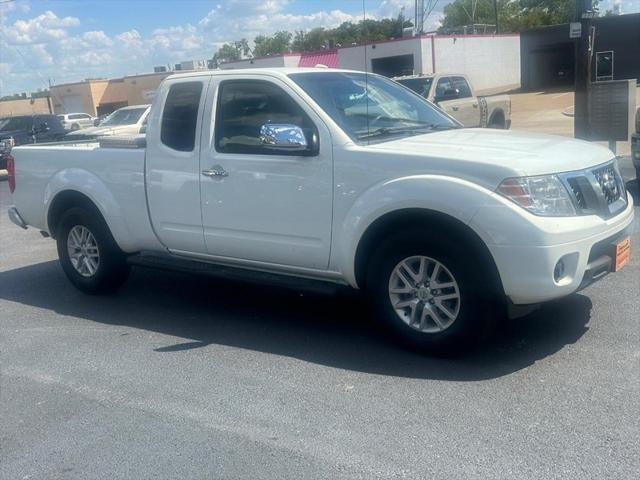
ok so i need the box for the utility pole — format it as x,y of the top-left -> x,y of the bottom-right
574,0 -> 593,140
493,0 -> 499,34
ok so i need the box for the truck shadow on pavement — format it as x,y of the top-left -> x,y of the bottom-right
0,260 -> 593,381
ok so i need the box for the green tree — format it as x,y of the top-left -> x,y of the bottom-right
440,0 -> 599,33
253,30 -> 293,57
217,16 -> 415,61
214,43 -> 242,63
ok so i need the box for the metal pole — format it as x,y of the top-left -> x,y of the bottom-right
493,0 -> 499,34
574,0 -> 593,140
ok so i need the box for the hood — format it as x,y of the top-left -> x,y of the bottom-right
367,128 -> 614,178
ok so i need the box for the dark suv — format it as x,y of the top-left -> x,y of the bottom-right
0,114 -> 66,169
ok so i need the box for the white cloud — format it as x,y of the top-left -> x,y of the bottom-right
82,30 -> 113,47
0,0 -> 448,95
4,10 -> 79,44
0,0 -> 31,15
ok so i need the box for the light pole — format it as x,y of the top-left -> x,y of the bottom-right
574,0 -> 593,140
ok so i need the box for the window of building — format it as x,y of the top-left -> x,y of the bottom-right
161,81 -> 203,152
215,80 -> 315,155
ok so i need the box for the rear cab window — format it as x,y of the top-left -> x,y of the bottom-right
451,77 -> 472,98
434,77 -> 453,98
160,81 -> 203,152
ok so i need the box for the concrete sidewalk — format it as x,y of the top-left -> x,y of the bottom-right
510,86 -> 640,156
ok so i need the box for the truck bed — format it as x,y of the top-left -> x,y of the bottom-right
10,138 -> 158,252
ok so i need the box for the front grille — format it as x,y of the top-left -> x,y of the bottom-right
592,163 -> 623,205
567,178 -> 587,209
559,160 -> 627,219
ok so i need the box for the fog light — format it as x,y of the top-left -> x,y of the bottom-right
554,259 -> 566,282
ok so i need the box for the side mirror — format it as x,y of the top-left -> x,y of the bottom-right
259,124 -> 316,155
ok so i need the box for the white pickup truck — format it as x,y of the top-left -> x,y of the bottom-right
7,68 -> 634,352
394,73 -> 511,129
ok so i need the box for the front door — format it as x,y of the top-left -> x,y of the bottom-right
199,77 -> 333,269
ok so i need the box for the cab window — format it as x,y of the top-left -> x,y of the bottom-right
434,77 -> 453,99
161,81 -> 203,152
452,77 -> 472,98
215,80 -> 315,155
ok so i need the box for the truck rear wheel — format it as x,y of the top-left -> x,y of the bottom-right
366,230 -> 495,354
488,111 -> 506,129
56,207 -> 130,294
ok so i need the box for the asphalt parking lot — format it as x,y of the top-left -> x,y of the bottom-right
1,160 -> 638,479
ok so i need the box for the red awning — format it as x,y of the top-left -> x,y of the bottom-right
298,50 -> 338,68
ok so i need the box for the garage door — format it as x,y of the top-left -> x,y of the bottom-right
528,44 -> 574,90
371,54 -> 415,78
62,95 -> 84,113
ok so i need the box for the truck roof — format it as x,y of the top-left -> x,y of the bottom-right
164,67 -> 366,82
393,74 -> 436,81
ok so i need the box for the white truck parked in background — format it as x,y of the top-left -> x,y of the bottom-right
6,68 -> 633,352
395,73 -> 511,129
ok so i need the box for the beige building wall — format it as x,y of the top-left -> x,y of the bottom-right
0,97 -> 52,117
50,81 -> 100,115
49,72 -> 169,116
123,72 -> 170,106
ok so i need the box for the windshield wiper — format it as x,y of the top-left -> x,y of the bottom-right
358,123 -> 458,140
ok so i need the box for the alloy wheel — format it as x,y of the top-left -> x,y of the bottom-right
388,255 -> 461,333
67,225 -> 100,277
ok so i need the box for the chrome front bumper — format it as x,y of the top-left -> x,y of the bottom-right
8,206 -> 27,229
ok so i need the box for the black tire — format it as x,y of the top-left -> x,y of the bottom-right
71,123 -> 80,131
56,206 -> 130,294
488,111 -> 506,129
365,230 -> 497,354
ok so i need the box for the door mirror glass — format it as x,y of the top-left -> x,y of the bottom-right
260,124 -> 308,152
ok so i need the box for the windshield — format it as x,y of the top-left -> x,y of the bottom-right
100,107 -> 147,126
289,72 -> 457,144
396,77 -> 434,98
0,116 -> 32,132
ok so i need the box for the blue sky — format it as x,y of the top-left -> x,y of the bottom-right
0,0 -> 637,95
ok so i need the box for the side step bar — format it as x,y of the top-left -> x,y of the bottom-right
126,252 -> 345,296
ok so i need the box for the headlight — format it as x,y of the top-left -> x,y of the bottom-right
497,175 -> 577,216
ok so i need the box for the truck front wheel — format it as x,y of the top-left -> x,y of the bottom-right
366,231 -> 495,354
56,207 -> 130,294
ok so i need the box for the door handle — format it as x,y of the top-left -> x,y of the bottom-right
451,106 -> 459,112
202,165 -> 228,178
